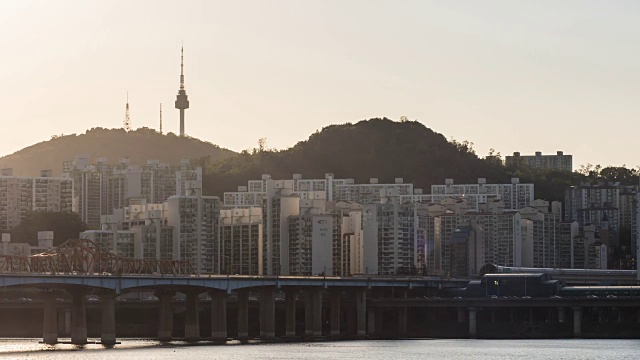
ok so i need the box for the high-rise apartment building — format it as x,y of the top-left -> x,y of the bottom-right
288,214 -> 333,276
0,169 -> 73,232
564,182 -> 630,256
505,151 -> 573,171
462,210 -> 522,268
564,182 -> 621,226
166,194 -> 220,274
328,203 -> 362,276
449,221 -> 485,278
64,155 -> 202,229
361,190 -> 417,275
219,207 -> 262,275
519,200 -> 561,268
79,230 -> 136,258
558,221 -> 580,269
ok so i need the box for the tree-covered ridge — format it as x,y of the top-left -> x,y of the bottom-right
11,211 -> 87,247
203,118 -> 639,202
0,127 -> 236,176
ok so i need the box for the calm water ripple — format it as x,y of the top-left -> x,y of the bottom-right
0,339 -> 638,359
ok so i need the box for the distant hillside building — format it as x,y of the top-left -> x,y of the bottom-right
63,155 -> 201,229
0,169 -> 73,232
505,151 -> 572,171
223,173 -> 412,208
429,178 -> 534,210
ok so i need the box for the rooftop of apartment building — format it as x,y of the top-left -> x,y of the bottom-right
0,168 -> 71,180
508,151 -> 570,157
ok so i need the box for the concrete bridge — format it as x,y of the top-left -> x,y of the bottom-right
1,273 -> 638,345
0,241 -> 637,345
0,273 -> 465,345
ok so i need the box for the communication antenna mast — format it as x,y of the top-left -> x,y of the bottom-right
123,92 -> 132,131
175,45 -> 189,136
159,103 -> 163,134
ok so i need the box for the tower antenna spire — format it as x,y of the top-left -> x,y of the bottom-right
175,45 -> 189,136
123,92 -> 132,131
159,103 -> 163,135
180,45 -> 185,90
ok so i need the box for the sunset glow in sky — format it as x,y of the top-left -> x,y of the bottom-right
1,0 -> 638,168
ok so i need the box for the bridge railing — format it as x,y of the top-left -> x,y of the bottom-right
0,239 -> 195,276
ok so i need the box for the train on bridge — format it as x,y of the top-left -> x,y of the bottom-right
478,263 -> 637,285
462,272 -> 640,299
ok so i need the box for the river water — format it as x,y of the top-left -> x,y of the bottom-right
0,339 -> 637,359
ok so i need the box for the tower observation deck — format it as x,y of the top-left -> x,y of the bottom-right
175,46 -> 189,136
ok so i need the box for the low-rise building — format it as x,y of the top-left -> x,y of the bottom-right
0,232 -> 55,256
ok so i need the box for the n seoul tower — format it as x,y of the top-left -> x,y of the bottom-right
175,46 -> 189,136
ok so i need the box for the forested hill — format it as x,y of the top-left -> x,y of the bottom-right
203,118 -> 638,202
0,127 -> 236,176
205,118 -> 504,194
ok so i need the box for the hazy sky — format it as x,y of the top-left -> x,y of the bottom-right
1,0 -> 638,169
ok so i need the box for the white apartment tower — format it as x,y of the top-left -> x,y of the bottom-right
288,213 -> 333,276
166,193 -> 220,274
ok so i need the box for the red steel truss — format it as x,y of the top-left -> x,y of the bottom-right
0,239 -> 194,276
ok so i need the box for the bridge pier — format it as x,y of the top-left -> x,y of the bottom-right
457,307 -> 465,323
42,292 -> 58,345
57,308 -> 66,337
329,289 -> 341,336
237,288 -> 249,340
557,307 -> 566,323
210,290 -> 227,342
71,292 -> 88,345
367,309 -> 376,335
573,307 -> 582,338
468,307 -> 477,339
398,307 -> 407,335
304,289 -> 313,336
184,291 -> 200,341
64,307 -> 71,336
356,288 -> 367,336
311,288 -> 323,337
346,305 -> 357,335
100,293 -> 117,345
259,287 -> 275,339
284,288 -> 297,337
157,291 -> 174,342
397,290 -> 407,335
